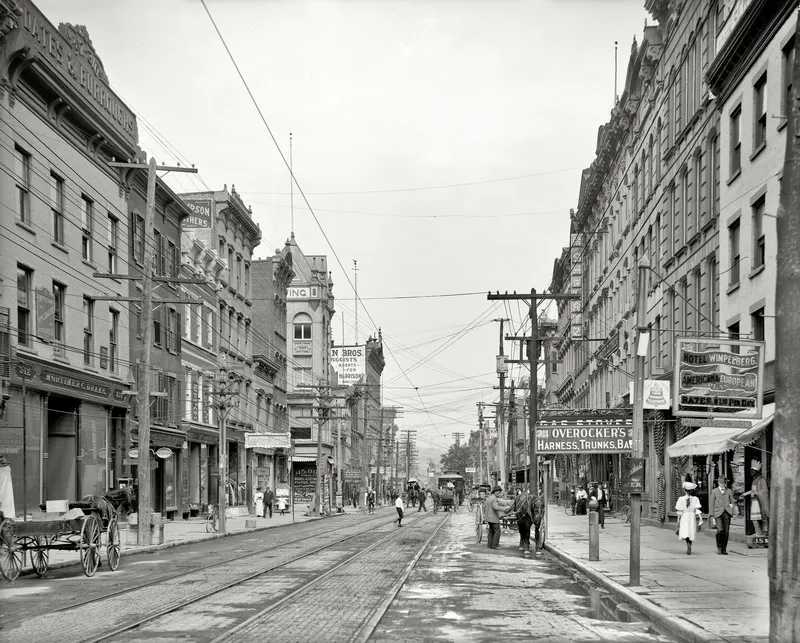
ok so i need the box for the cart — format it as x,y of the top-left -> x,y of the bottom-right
468,484 -> 492,512
432,487 -> 457,513
0,492 -> 128,581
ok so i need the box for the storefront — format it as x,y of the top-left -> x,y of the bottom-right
185,427 -> 218,517
0,357 -> 130,517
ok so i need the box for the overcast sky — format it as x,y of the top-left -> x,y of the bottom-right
38,0 -> 648,467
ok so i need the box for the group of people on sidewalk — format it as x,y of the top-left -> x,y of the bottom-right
252,487 -> 287,518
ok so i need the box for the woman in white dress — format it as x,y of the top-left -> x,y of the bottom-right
676,481 -> 703,555
254,488 -> 264,518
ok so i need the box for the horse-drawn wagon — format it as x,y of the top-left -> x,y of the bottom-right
432,472 -> 465,513
0,486 -> 134,581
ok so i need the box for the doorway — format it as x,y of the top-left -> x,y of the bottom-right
46,395 -> 79,500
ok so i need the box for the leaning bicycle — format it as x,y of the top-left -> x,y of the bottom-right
564,499 -> 576,516
205,504 -> 219,533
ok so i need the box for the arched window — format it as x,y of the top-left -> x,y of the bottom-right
293,313 -> 312,340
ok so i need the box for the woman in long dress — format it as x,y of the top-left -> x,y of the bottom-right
254,488 -> 264,518
676,481 -> 703,555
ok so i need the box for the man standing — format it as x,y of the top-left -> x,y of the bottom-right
394,493 -> 404,527
417,488 -> 427,512
263,486 -> 274,519
710,476 -> 735,555
484,486 -> 514,550
742,460 -> 769,536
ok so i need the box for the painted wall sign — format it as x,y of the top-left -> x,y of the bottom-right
287,286 -> 319,300
181,199 -> 213,229
293,341 -> 312,356
673,337 -> 764,418
330,345 -> 365,386
245,432 -> 291,449
12,359 -> 128,403
12,3 -> 138,145
536,411 -> 633,454
629,380 -> 672,410
569,233 -> 584,339
35,287 -> 55,341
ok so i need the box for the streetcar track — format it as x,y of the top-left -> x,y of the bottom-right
81,513 -> 438,643
0,512 -> 394,633
212,512 -> 448,643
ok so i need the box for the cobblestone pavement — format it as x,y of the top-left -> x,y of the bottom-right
0,509 -> 408,641
373,509 -> 676,642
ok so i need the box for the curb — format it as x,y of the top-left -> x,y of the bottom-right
543,542 -> 721,643
16,515 -> 323,579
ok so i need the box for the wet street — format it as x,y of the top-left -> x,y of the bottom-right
0,508 -> 677,642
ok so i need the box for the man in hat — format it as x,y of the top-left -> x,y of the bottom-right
484,486 -> 514,550
742,460 -> 769,536
710,476 -> 735,554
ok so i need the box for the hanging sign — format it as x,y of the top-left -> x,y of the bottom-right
536,411 -> 633,454
128,448 -> 139,459
155,447 -> 173,459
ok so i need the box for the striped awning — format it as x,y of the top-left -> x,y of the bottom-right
667,404 -> 775,458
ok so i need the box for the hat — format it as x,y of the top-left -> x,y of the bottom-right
683,481 -> 697,490
750,460 -> 762,471
491,486 -> 502,493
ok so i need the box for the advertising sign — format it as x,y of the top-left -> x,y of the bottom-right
673,337 -> 764,419
536,411 -> 633,454
624,457 -> 645,493
245,432 -> 291,449
344,467 -> 363,482
569,233 -> 584,340
181,199 -> 213,229
36,287 -> 55,342
287,286 -> 320,300
496,355 -> 507,374
628,380 -> 671,410
330,345 -> 365,386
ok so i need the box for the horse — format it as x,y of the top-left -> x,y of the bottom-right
513,493 -> 546,553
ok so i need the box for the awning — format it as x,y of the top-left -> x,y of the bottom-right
667,403 -> 775,458
290,456 -> 318,463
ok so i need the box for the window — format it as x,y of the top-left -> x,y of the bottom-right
680,166 -> 690,247
205,307 -> 214,347
17,266 -> 33,347
83,297 -> 94,365
752,197 -> 766,269
132,213 -> 145,263
551,350 -> 557,374
783,37 -> 795,119
244,264 -> 250,298
667,183 -> 676,257
202,378 -> 211,424
729,218 -> 741,287
707,134 -> 719,224
154,230 -> 163,275
753,73 -> 767,150
693,268 -> 702,332
707,257 -> 718,332
728,322 -> 741,353
50,173 -> 65,244
103,215 -> 117,273
185,370 -> 194,421
656,119 -> 663,181
14,146 -> 31,223
53,282 -> 65,353
228,247 -> 234,282
293,314 -> 312,340
81,196 -> 93,262
632,166 -> 639,214
245,321 -> 250,354
166,308 -> 176,352
647,135 -> 654,195
653,316 -> 662,367
109,309 -> 119,372
236,256 -> 242,291
167,240 -> 176,279
167,375 -> 178,424
153,309 -> 162,346
751,308 -> 765,342
693,151 -> 702,235
730,106 -> 742,176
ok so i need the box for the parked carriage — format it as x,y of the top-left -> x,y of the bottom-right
0,486 -> 134,581
468,483 -> 492,512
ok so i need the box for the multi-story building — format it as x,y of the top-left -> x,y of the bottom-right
250,249 -> 294,503
179,186 -> 261,514
0,2 -> 137,515
706,0 -> 796,528
178,217 -> 225,517
551,0 -> 725,519
281,233 -> 337,509
126,173 -> 193,520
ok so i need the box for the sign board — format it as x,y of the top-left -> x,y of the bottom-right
155,447 -> 173,459
330,345 -> 365,387
293,341 -> 312,356
181,199 -> 213,229
673,337 -> 764,418
681,417 -> 751,429
36,287 -> 55,341
128,448 -> 139,459
245,432 -> 292,449
344,468 -> 363,482
624,457 -> 645,493
287,286 -> 320,300
629,380 -> 671,410
536,411 -> 633,454
569,233 -> 584,339
465,467 -> 476,473
496,355 -> 507,374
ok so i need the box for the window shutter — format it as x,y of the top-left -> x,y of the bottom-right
176,312 -> 182,352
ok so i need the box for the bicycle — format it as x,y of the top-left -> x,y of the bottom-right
205,504 -> 219,533
564,498 -> 576,516
618,504 -> 631,523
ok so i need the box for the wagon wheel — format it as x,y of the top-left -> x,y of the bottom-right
0,519 -> 22,582
80,515 -> 101,577
468,499 -> 474,512
32,536 -> 49,577
476,505 -> 484,543
106,517 -> 121,571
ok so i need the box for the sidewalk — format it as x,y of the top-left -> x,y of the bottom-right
544,503 -> 769,643
16,504 -> 374,576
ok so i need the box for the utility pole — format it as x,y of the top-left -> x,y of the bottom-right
377,404 -> 384,502
630,257 -> 650,586
213,373 -> 239,534
362,386 -> 370,506
488,290 -> 578,499
495,319 -> 508,489
103,157 -> 198,546
771,21 -> 800,640
508,379 -> 516,485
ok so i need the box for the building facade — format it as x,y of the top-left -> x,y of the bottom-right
0,1 -> 136,516
179,186 -> 261,514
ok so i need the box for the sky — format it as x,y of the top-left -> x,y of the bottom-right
37,0 -> 649,469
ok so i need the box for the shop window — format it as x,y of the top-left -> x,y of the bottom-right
81,195 -> 93,262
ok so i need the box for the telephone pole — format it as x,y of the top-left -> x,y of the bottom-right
488,291 -> 578,500
771,21 -> 800,639
494,318 -> 508,489
102,157 -> 198,546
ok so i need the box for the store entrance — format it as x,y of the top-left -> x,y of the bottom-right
46,395 -> 79,500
